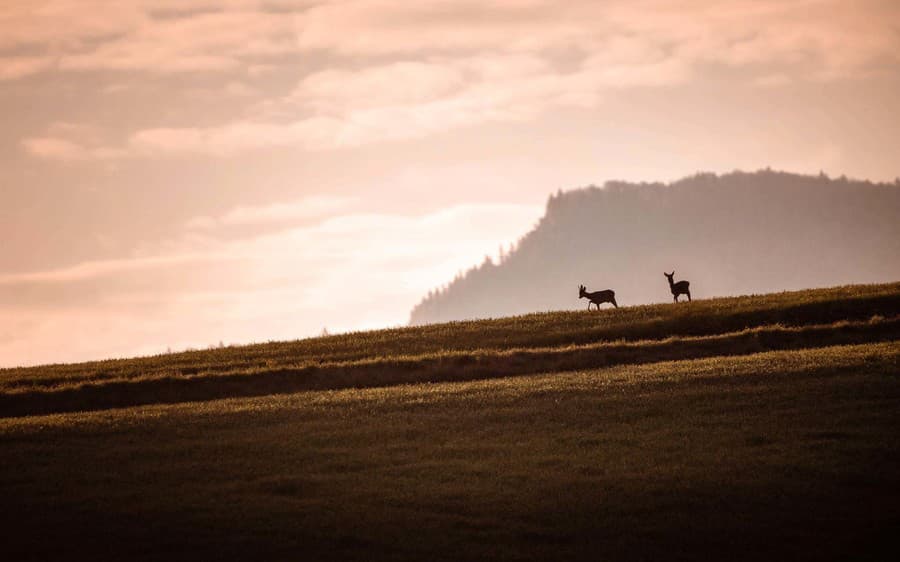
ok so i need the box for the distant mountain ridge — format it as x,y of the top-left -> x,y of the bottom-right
410,170 -> 900,325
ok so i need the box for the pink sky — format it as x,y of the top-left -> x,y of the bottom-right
2,0 -> 900,366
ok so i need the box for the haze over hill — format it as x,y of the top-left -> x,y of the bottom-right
410,170 -> 900,325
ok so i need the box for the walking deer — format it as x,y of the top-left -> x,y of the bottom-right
579,284 -> 618,310
664,271 -> 691,302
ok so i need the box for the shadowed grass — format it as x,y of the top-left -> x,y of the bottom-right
2,342 -> 898,561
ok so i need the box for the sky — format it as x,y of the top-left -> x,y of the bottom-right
2,0 -> 900,366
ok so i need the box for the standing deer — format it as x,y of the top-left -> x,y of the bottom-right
579,284 -> 618,310
664,271 -> 691,302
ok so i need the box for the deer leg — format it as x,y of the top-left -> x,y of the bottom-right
687,291 -> 692,302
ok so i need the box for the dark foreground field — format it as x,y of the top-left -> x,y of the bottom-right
2,283 -> 899,561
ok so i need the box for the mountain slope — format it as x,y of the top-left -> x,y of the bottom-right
410,170 -> 900,325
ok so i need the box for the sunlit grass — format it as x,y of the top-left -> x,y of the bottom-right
5,281 -> 898,377
1,282 -> 898,418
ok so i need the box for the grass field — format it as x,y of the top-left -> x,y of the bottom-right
1,283 -> 899,560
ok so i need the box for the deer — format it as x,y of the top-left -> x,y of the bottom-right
579,284 -> 618,310
664,271 -> 691,302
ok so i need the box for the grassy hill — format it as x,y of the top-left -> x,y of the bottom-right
1,282 -> 899,560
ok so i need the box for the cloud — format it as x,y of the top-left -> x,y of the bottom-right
293,0 -> 900,74
66,48 -> 691,157
3,1 -> 898,81
13,1 -> 900,161
0,252 -> 234,285
0,201 -> 542,366
55,9 -> 282,73
0,56 -> 54,80
22,51 -> 631,158
294,61 -> 467,112
126,116 -> 347,155
20,138 -> 92,161
223,81 -> 258,96
185,194 -> 358,229
20,122 -> 126,161
0,1 -> 298,74
293,0 -> 580,55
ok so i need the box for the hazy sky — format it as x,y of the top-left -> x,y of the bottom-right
2,0 -> 900,366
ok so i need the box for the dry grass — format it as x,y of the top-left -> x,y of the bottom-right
1,342 -> 898,561
1,282 -> 898,560
4,281 -> 898,380
1,315 -> 897,418
2,282 -> 898,417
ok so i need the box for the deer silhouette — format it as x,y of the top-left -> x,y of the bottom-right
579,284 -> 618,310
664,271 -> 691,302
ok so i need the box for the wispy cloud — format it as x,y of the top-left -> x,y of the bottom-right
6,1 -> 898,80
185,194 -> 358,229
20,121 -> 126,161
23,50 -> 689,157
0,56 -> 54,81
21,137 -> 126,161
0,201 -> 542,365
0,1 -> 297,75
13,1 -> 900,160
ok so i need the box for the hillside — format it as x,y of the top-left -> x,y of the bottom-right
2,282 -> 898,417
1,282 -> 898,561
410,170 -> 900,325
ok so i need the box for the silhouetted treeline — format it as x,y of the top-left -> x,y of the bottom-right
410,170 -> 900,325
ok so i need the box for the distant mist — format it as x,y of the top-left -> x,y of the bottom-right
410,170 -> 900,325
